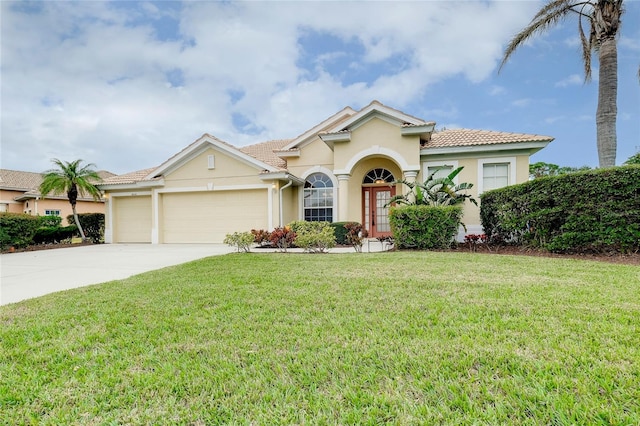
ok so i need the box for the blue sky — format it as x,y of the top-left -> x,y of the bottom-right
2,1 -> 639,175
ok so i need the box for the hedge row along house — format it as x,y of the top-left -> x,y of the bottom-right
0,169 -> 113,224
98,101 -> 554,244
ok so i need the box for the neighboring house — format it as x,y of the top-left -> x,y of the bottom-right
99,101 -> 553,244
0,169 -> 113,225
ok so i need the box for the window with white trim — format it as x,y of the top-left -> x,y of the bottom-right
477,157 -> 516,194
482,163 -> 509,191
45,209 -> 61,216
423,161 -> 458,182
303,173 -> 333,222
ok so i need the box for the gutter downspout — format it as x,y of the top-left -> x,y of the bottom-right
279,176 -> 293,227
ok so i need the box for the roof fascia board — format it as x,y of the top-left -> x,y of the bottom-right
326,103 -> 426,134
401,124 -> 436,136
281,107 -> 357,151
98,179 -> 165,190
145,135 -> 279,180
420,141 -> 552,156
275,149 -> 300,159
259,172 -> 304,185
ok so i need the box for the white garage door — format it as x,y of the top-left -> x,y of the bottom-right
162,190 -> 268,243
114,196 -> 152,243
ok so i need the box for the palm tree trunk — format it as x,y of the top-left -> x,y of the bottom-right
72,205 -> 87,241
596,36 -> 617,167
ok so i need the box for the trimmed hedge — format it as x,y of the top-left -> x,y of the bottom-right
329,222 -> 350,245
480,165 -> 640,253
67,213 -> 105,243
0,213 -> 42,249
390,205 -> 463,250
33,226 -> 78,245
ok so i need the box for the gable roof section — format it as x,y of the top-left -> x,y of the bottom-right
144,133 -> 281,180
279,106 -> 357,151
324,100 -> 435,133
317,100 -> 436,148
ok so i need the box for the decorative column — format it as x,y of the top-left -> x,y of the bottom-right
403,170 -> 419,203
336,174 -> 351,222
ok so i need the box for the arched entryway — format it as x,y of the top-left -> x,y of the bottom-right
362,168 -> 396,238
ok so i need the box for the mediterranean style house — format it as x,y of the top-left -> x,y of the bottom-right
0,169 -> 113,224
99,101 -> 553,244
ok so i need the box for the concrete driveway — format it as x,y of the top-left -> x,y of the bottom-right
0,244 -> 235,306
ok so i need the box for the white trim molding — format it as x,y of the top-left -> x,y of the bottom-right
335,145 -> 420,176
477,156 -> 517,194
423,160 -> 459,183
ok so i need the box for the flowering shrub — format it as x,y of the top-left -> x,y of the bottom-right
251,229 -> 272,247
269,226 -> 297,252
224,231 -> 254,253
344,222 -> 368,252
464,233 -> 488,251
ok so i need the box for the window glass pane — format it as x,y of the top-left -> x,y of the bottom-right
304,173 -> 334,222
483,163 -> 509,190
427,166 -> 452,180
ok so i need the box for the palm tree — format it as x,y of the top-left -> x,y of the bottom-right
39,159 -> 103,242
500,0 -> 637,168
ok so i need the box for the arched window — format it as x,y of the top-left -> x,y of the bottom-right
363,168 -> 395,184
304,173 -> 333,222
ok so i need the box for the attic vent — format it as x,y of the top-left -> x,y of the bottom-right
208,155 -> 215,169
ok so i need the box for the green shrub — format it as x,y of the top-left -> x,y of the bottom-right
480,166 -> 640,253
0,213 -> 41,249
293,221 -> 336,253
329,222 -> 350,245
33,226 -> 77,244
389,205 -> 462,250
223,231 -> 254,253
39,215 -> 62,227
67,213 -> 104,243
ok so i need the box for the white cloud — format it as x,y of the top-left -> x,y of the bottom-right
555,74 -> 583,87
1,0 -> 545,174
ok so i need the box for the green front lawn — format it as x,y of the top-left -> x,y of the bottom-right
1,252 -> 639,424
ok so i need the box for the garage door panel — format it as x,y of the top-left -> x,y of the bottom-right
115,196 -> 152,243
162,190 -> 267,243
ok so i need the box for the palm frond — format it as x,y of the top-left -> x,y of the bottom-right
499,0 -> 593,73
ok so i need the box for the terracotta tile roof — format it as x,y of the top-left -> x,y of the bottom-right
100,168 -> 157,185
0,169 -> 115,190
0,169 -> 44,191
425,129 -> 554,148
240,139 -> 292,170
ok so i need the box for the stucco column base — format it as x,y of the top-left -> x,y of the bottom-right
336,174 -> 351,222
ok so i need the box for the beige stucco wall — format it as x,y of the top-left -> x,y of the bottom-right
334,117 -> 420,172
163,147 -> 265,189
285,138 -> 334,179
419,152 -> 531,233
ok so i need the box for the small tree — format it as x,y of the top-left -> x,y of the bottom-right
39,159 -> 102,242
624,153 -> 640,165
387,166 -> 477,207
